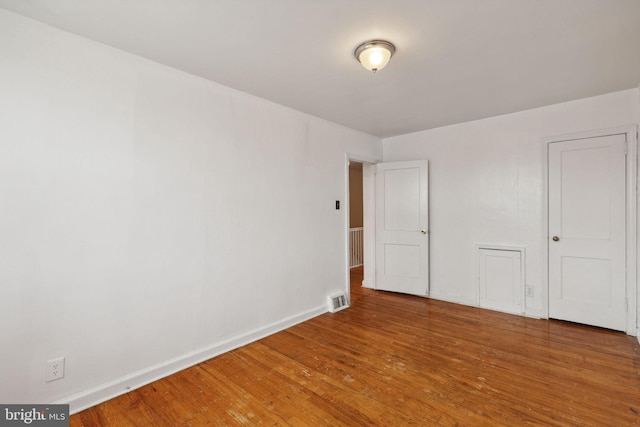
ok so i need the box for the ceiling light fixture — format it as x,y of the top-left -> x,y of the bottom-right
354,40 -> 395,73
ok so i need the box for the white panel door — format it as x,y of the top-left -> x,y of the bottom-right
548,134 -> 626,331
478,249 -> 522,315
375,161 -> 429,295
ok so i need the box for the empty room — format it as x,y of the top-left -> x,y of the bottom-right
1,1 -> 639,425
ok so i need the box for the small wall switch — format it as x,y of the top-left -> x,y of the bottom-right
46,357 -> 65,382
335,200 -> 340,210
526,286 -> 534,297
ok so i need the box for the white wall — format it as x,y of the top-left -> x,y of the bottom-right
0,10 -> 382,410
384,89 -> 640,318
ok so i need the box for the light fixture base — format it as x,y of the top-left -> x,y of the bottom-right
354,40 -> 396,73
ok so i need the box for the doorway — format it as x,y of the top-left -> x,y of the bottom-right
545,126 -> 637,334
345,157 -> 430,302
348,161 -> 364,301
345,156 -> 377,302
348,161 -> 364,268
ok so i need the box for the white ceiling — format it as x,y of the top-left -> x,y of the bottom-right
1,0 -> 639,138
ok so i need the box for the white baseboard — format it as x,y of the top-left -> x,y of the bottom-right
523,308 -> 543,319
57,304 -> 327,414
428,291 -> 477,308
429,291 -> 544,319
361,280 -> 373,289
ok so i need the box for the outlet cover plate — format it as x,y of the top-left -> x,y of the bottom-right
46,357 -> 65,382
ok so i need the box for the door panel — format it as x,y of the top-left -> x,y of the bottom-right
375,161 -> 429,295
560,146 -> 611,239
478,248 -> 522,315
560,257 -> 611,304
383,168 -> 421,230
548,134 -> 626,331
384,244 -> 421,277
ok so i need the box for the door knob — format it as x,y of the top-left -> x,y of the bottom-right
421,229 -> 427,235
552,236 -> 560,241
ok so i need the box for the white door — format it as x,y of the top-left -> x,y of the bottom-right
375,161 -> 429,295
548,133 -> 626,331
478,248 -> 522,315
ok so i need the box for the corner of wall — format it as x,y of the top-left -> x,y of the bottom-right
58,305 -> 327,414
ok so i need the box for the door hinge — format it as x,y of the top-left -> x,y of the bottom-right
625,141 -> 628,156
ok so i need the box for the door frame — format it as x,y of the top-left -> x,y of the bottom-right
541,125 -> 638,335
344,154 -> 378,299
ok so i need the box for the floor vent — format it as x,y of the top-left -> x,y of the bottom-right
328,293 -> 349,313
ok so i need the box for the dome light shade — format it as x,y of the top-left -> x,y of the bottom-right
354,40 -> 395,73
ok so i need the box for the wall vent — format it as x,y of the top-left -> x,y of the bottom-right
328,293 -> 349,313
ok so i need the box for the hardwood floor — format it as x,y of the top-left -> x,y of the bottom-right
71,267 -> 640,426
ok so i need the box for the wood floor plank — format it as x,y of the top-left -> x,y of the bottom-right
70,267 -> 640,426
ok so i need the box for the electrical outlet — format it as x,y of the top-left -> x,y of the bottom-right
46,357 -> 65,382
526,286 -> 534,297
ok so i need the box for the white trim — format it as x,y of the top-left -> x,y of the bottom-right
428,291 -> 477,308
56,304 -> 327,414
346,153 -> 379,164
540,137 -> 550,320
541,125 -> 638,336
344,154 -> 351,298
626,128 -> 638,336
362,163 -> 376,289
